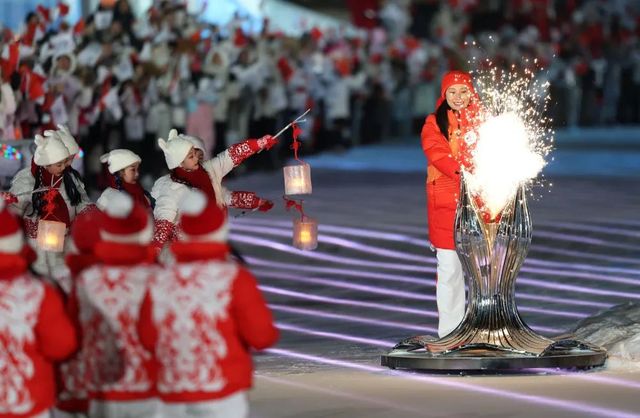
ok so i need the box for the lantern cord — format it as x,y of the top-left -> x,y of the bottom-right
273,108 -> 311,140
283,196 -> 305,220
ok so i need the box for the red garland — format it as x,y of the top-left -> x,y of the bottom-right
290,122 -> 304,162
43,189 -> 59,219
283,196 -> 305,220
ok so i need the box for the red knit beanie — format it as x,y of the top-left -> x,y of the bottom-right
70,206 -> 102,254
100,192 -> 152,244
436,70 -> 475,109
179,190 -> 228,242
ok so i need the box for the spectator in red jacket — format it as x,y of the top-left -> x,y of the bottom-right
138,189 -> 278,418
0,200 -> 77,418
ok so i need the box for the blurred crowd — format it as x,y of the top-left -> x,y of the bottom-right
0,0 -> 639,190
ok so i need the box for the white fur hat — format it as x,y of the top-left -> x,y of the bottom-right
157,129 -> 193,170
33,134 -> 70,166
56,124 -> 80,155
100,149 -> 142,174
182,134 -> 205,153
44,124 -> 79,156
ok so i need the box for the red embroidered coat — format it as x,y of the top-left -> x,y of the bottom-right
71,242 -> 158,401
137,242 -> 278,402
0,252 -> 77,418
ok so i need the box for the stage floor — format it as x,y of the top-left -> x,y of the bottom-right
225,145 -> 640,418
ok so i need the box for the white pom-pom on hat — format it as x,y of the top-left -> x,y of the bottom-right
179,189 -> 208,215
104,191 -> 134,218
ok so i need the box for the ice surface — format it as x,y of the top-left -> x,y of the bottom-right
572,302 -> 640,366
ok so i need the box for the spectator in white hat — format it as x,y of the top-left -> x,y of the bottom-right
97,148 -> 153,211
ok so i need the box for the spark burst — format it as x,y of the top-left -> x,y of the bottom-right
464,63 -> 554,219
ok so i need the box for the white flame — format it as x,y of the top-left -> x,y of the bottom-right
465,112 -> 546,218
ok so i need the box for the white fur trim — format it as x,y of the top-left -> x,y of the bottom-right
179,190 -> 207,215
104,191 -> 133,218
0,229 -> 24,254
100,217 -> 153,244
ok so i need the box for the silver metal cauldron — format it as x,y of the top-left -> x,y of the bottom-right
381,177 -> 606,370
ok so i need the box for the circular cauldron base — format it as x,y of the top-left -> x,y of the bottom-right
381,348 -> 607,371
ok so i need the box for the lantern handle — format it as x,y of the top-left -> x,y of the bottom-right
273,108 -> 311,139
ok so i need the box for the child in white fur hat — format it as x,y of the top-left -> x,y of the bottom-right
97,149 -> 154,211
71,191 -> 159,418
151,129 -> 276,248
6,131 -> 92,288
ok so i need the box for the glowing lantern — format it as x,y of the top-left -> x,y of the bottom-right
283,163 -> 312,196
293,217 -> 318,250
37,220 -> 66,252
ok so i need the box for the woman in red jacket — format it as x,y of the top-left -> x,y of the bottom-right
421,70 -> 479,338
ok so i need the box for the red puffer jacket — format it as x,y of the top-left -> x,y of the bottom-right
421,112 -> 465,250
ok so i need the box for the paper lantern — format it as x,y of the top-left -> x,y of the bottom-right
283,163 -> 312,196
293,217 -> 318,250
37,220 -> 66,252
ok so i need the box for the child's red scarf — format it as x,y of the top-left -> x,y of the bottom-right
171,165 -> 217,203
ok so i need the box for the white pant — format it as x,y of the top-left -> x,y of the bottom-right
162,392 -> 248,418
89,399 -> 160,418
436,249 -> 466,338
32,412 -> 51,418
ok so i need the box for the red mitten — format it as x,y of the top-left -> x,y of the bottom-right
228,135 -> 278,166
257,199 -> 274,212
257,134 -> 277,150
0,191 -> 18,205
230,191 -> 273,212
153,219 -> 175,249
230,191 -> 260,210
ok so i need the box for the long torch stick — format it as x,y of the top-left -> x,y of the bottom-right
273,108 -> 311,139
